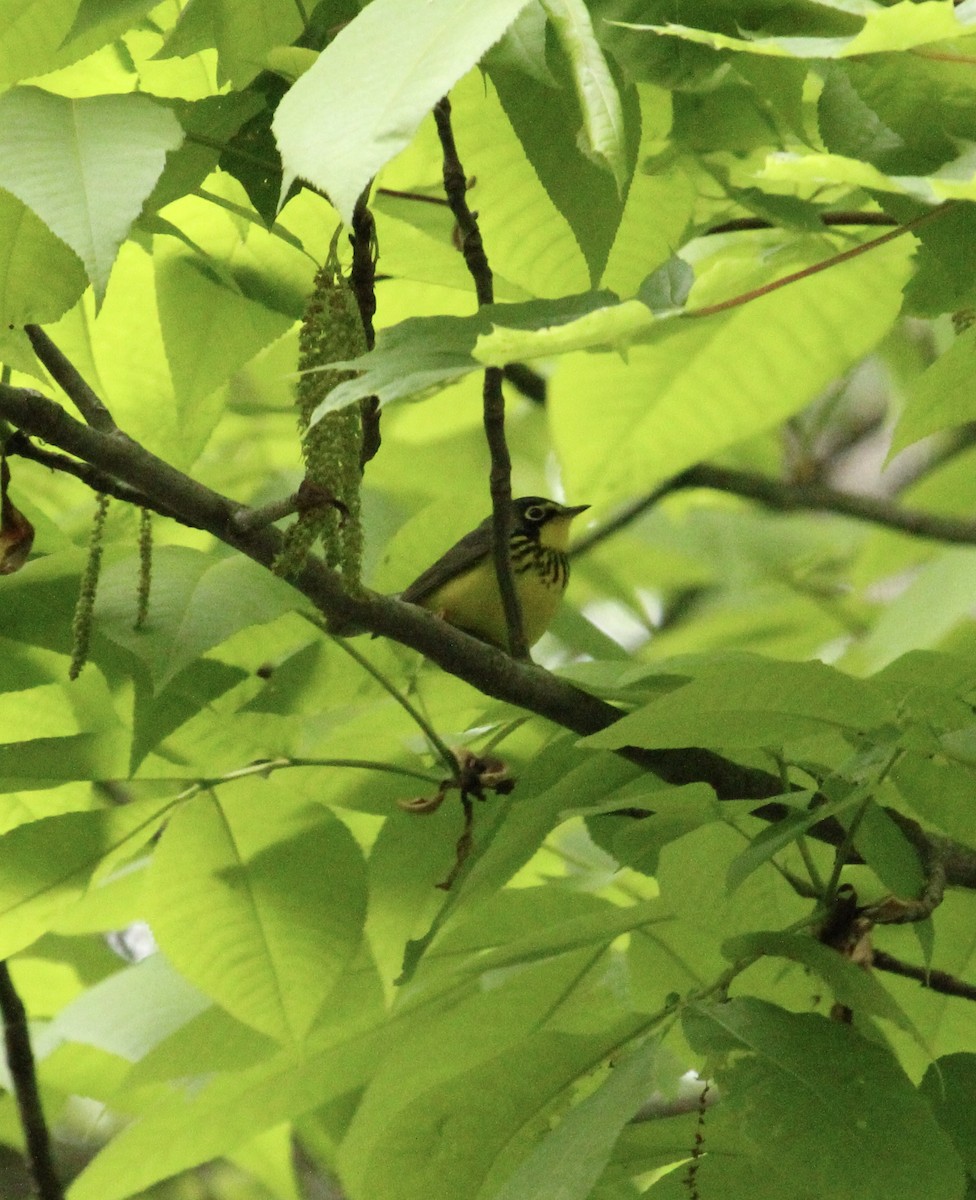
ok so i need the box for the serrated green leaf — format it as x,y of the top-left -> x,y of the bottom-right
488,57 -> 636,286
630,3 -> 970,59
211,0 -> 304,86
49,953 -> 211,1061
724,932 -> 924,1042
0,188 -> 88,325
0,88 -> 183,299
550,233 -> 912,507
541,0 -> 628,190
488,1034 -> 662,1200
0,797 -> 175,959
677,999 -> 963,1200
582,655 -> 896,751
314,292 -> 615,416
761,144 -> 976,204
93,548 -> 299,691
474,298 -> 653,364
891,325 -> 976,454
145,779 -> 368,1043
155,256 -> 293,408
273,0 -> 532,223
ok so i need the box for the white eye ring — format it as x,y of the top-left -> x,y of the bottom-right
524,505 -> 547,523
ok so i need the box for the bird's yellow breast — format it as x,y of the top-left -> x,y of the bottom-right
420,546 -> 569,648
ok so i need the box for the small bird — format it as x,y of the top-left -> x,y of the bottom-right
400,496 -> 589,650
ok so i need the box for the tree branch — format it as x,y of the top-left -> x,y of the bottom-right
0,962 -> 64,1200
872,950 -> 976,1002
571,463 -> 976,558
433,95 -> 527,660
5,431 -> 193,524
5,381 -> 976,890
23,325 -> 117,433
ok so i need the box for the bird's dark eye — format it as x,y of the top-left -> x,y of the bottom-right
524,505 -> 548,523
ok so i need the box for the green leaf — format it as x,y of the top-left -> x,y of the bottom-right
473,299 -> 654,366
155,256 -> 293,408
843,548 -> 976,674
893,754 -> 976,848
760,145 -> 976,205
0,88 -> 183,300
581,655 -> 896,750
540,0 -> 629,191
0,188 -> 88,325
430,894 -> 667,980
130,659 -> 248,773
314,292 -> 615,417
210,0 -> 305,86
724,931 -> 924,1041
484,0 -> 556,85
49,953 -> 211,1062
339,954 -> 642,1200
631,3 -> 971,59
891,324 -> 976,454
920,1053 -> 976,1176
93,548 -> 299,691
674,999 -> 963,1200
488,57 -> 637,286
273,0 -> 533,224
724,791 -> 820,892
69,1013 -> 392,1200
146,93 -> 266,215
550,232 -> 912,508
488,1035 -> 662,1200
0,797 -> 175,960
145,779 -> 368,1043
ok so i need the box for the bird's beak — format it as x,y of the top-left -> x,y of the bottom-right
564,504 -> 590,518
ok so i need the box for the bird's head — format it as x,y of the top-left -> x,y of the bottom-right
513,497 -> 590,550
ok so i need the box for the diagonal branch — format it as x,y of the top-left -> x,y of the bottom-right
5,381 -> 976,890
24,325 -> 117,433
0,962 -> 64,1200
433,95 -> 527,660
571,462 -> 976,558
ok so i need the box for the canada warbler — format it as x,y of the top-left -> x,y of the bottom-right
400,496 -> 589,649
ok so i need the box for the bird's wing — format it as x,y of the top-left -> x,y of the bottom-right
399,514 -> 494,605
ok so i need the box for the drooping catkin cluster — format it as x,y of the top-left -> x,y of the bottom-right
275,252 -> 365,584
69,492 -> 110,680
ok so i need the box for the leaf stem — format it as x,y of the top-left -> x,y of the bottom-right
326,629 -> 461,782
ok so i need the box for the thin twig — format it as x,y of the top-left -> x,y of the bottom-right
350,185 -> 382,467
325,627 -> 461,783
24,326 -> 117,432
0,963 -> 64,1200
705,212 -> 900,236
688,205 -> 952,320
433,95 -> 527,659
571,462 -> 976,558
872,950 -> 976,1001
231,492 -> 304,532
375,186 -> 452,207
5,430 -> 201,526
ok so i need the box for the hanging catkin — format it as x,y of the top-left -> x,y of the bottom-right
275,246 -> 365,585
